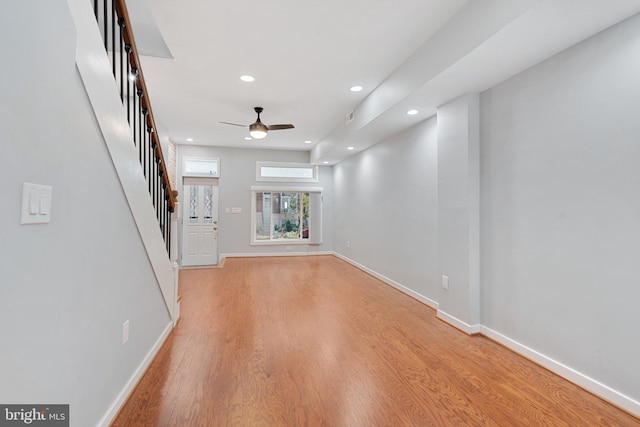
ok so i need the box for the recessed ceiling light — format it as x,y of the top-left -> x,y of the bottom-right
244,136 -> 253,140
350,85 -> 363,92
407,109 -> 419,115
323,161 -> 329,164
347,146 -> 355,150
304,140 -> 312,144
240,75 -> 255,82
186,137 -> 194,142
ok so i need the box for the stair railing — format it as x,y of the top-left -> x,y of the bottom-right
92,0 -> 178,258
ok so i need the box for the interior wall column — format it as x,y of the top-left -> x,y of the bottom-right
436,93 -> 481,333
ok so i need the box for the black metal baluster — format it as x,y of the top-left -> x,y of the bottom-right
94,0 -> 98,19
118,18 -> 124,101
124,45 -> 131,123
156,163 -> 161,219
141,108 -> 147,164
103,0 -> 108,50
132,85 -> 138,146
137,89 -> 143,148
150,139 -> 155,196
160,181 -> 166,235
111,0 -> 115,77
157,164 -> 162,221
164,188 -> 168,240
166,198 -> 171,255
163,185 -> 168,238
145,126 -> 151,184
154,162 -> 158,211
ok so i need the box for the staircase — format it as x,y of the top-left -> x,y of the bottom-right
68,0 -> 180,322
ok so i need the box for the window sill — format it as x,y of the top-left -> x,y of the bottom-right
251,239 -> 311,246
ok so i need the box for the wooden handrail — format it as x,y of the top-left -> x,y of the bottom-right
113,0 -> 176,212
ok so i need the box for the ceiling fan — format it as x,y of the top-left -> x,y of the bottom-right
220,107 -> 294,139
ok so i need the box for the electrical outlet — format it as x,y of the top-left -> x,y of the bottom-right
286,246 -> 292,251
122,320 -> 129,345
441,275 -> 449,290
347,240 -> 350,248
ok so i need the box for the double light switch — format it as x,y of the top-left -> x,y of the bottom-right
21,183 -> 53,224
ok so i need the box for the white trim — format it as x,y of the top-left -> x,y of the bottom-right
332,252 -> 439,310
251,185 -> 323,193
183,176 -> 219,186
219,251 -> 333,263
251,239 -> 313,246
98,321 -> 173,427
479,326 -> 640,417
436,310 -> 481,335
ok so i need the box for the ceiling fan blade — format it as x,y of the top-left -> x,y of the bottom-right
219,121 -> 248,128
267,124 -> 295,130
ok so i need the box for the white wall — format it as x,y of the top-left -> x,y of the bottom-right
0,2 -> 171,426
333,117 -> 439,304
480,12 -> 640,404
176,145 -> 333,260
437,94 -> 481,329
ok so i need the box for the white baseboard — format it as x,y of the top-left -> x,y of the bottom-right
436,310 -> 481,335
480,325 -> 640,417
98,321 -> 174,427
332,252 -> 439,310
330,253 -> 639,417
219,251 -> 333,263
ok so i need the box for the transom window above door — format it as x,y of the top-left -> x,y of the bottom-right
256,161 -> 317,182
183,157 -> 220,177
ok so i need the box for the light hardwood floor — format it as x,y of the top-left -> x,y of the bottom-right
112,256 -> 640,426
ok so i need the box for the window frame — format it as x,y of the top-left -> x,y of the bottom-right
183,157 -> 220,178
255,161 -> 318,183
250,186 -> 322,246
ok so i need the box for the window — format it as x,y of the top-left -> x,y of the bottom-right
183,157 -> 220,177
256,161 -> 318,182
251,186 -> 323,245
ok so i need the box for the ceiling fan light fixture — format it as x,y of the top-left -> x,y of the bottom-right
249,130 -> 267,139
249,122 -> 268,139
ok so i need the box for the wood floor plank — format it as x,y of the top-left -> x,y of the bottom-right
111,255 -> 640,426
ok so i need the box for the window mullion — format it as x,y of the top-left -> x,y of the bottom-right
270,192 -> 274,241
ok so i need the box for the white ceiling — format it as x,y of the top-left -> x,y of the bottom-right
130,0 -> 640,164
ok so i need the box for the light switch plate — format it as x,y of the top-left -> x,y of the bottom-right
122,320 -> 130,345
21,183 -> 53,224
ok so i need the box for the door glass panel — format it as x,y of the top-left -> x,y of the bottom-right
189,185 -> 199,224
204,185 -> 213,224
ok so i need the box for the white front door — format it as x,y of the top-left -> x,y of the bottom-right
182,182 -> 218,266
